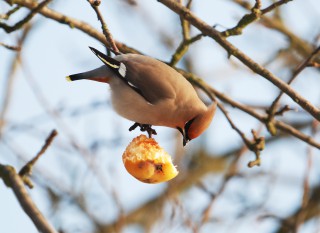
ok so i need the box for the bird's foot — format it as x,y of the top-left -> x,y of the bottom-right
129,122 -> 157,138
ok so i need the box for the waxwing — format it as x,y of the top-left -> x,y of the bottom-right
67,47 -> 217,146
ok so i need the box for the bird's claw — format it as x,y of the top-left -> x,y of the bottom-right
129,122 -> 157,138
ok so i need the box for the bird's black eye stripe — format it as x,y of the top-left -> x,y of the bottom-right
184,118 -> 195,141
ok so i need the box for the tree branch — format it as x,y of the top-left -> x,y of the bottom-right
6,0 -> 138,54
221,0 -> 293,37
87,0 -> 120,54
19,129 -> 58,188
157,0 -> 320,121
178,70 -> 320,149
0,0 -> 52,33
266,46 -> 320,135
0,164 -> 58,233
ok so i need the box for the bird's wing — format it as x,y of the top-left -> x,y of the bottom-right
89,47 -> 179,104
116,54 -> 180,104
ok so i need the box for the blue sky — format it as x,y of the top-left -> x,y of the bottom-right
1,0 -> 320,232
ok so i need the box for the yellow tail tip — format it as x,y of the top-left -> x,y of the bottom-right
65,76 -> 72,82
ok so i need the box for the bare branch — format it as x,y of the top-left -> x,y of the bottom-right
266,46 -> 320,135
157,0 -> 320,121
0,42 -> 21,51
0,164 -> 58,233
262,0 -> 293,14
9,0 -> 138,54
19,129 -> 58,188
0,5 -> 21,20
0,0 -> 52,33
178,69 -> 320,149
87,0 -> 120,54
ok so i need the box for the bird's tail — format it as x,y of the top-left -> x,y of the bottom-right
66,66 -> 111,83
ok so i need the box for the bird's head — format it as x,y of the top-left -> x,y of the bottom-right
178,102 -> 217,146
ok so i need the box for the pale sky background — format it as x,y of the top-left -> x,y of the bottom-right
1,0 -> 320,232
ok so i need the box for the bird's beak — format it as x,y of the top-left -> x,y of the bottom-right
183,137 -> 190,146
177,127 -> 189,147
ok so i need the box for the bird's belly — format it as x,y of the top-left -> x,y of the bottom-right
110,87 -> 179,127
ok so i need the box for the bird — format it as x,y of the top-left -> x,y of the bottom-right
66,47 -> 217,146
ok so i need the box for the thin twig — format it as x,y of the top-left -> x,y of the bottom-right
0,42 -> 21,51
200,145 -> 247,226
0,24 -> 32,138
218,102 -> 264,167
87,0 -> 120,54
157,0 -> 320,121
261,0 -> 293,14
266,46 -> 320,135
178,69 -> 320,149
8,0 -> 139,53
0,0 -> 52,33
0,164 -> 58,233
169,0 -> 203,66
19,129 -> 58,182
221,0 -> 292,37
0,5 -> 21,20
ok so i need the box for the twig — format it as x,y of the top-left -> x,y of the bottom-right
19,129 -> 58,188
221,0 -> 292,37
0,0 -> 52,33
170,33 -> 203,66
0,5 -> 21,20
0,164 -> 58,233
0,42 -> 21,51
157,0 -> 320,121
169,0 -> 204,66
87,0 -> 120,54
178,69 -> 320,149
266,46 -> 320,135
0,24 -> 32,138
261,0 -> 293,14
218,102 -> 264,167
8,0 -> 138,54
200,145 -> 247,226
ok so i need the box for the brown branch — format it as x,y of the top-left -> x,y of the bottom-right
178,70 -> 320,149
157,0 -> 320,121
169,0 -> 204,66
0,164 -> 58,233
87,0 -> 120,54
0,42 -> 21,51
0,5 -> 21,20
0,24 -> 32,138
19,129 -> 58,188
234,1 -> 319,64
217,102 -> 264,167
266,46 -> 320,135
200,146 -> 247,225
221,0 -> 292,37
261,0 -> 293,14
0,0 -> 52,33
8,0 -> 138,54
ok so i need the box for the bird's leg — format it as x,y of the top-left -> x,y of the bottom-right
129,122 -> 140,131
129,122 -> 157,138
142,124 -> 157,138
